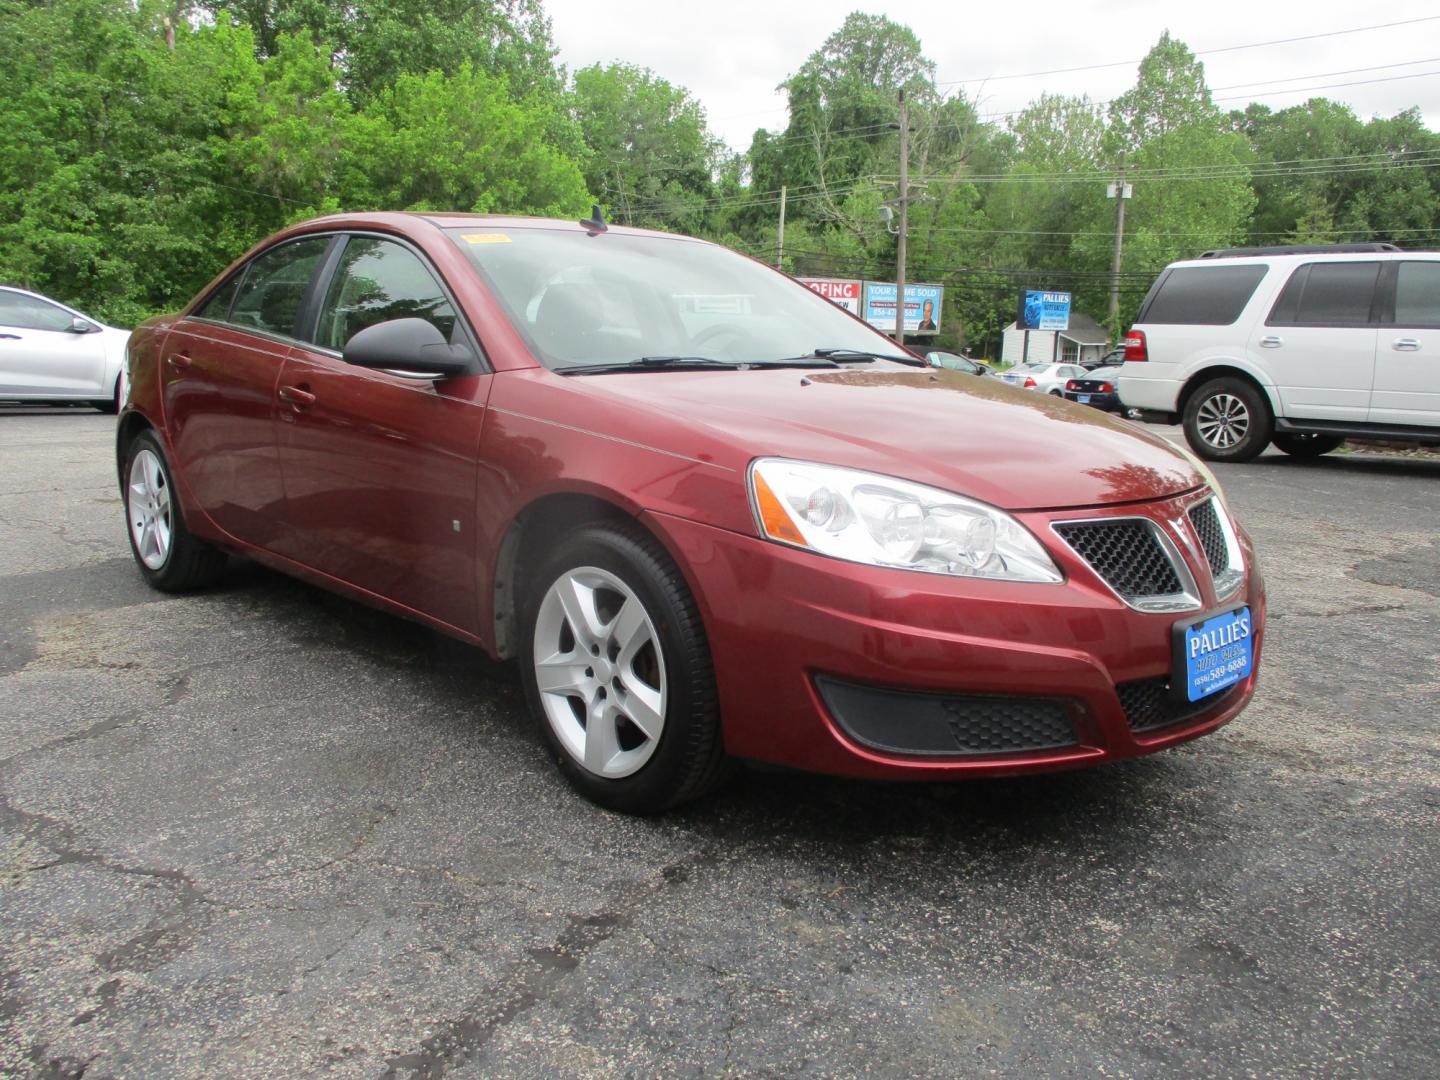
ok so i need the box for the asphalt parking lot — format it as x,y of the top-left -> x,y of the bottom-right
2,409 -> 1437,1078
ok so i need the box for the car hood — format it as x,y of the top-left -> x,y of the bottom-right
582,365 -> 1204,511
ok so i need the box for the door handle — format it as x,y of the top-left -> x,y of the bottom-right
278,385 -> 316,407
166,353 -> 192,369
1258,336 -> 1284,348
1391,338 -> 1422,352
0,333 -> 19,341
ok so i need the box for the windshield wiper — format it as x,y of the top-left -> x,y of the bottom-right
771,347 -> 927,367
555,355 -> 841,375
554,356 -> 741,375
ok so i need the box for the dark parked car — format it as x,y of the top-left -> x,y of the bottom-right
1082,346 -> 1126,371
1063,362 -> 1125,412
925,350 -> 991,376
118,212 -> 1265,812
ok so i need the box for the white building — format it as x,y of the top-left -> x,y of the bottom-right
1001,313 -> 1110,367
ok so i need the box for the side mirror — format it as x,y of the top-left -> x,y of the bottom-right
67,316 -> 96,334
342,318 -> 475,378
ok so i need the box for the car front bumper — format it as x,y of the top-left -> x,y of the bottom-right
649,499 -> 1265,781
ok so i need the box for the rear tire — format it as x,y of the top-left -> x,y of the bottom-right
1183,377 -> 1273,462
1271,433 -> 1343,458
520,520 -> 731,813
122,430 -> 227,591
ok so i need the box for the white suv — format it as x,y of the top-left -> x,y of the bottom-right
1118,244 -> 1440,461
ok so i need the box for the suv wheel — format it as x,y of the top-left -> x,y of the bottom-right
1271,433 -> 1343,458
1183,377 -> 1273,463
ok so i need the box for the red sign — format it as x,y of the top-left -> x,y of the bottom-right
798,278 -> 862,315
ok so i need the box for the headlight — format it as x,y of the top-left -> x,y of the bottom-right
749,459 -> 1062,583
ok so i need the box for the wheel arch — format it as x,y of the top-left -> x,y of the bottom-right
490,491 -> 697,661
115,408 -> 155,492
1177,365 -> 1280,422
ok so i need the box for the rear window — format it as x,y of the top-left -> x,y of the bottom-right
1267,262 -> 1381,327
1394,261 -> 1440,327
1138,265 -> 1267,325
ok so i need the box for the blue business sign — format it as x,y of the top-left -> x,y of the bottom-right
1018,290 -> 1071,331
863,282 -> 944,334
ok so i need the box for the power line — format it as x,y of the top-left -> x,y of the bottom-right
932,16 -> 1440,89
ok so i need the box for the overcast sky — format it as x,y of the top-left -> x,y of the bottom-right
542,1 -> 1440,151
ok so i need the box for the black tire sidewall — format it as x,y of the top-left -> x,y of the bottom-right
122,430 -> 212,590
519,523 -> 719,814
1183,378 -> 1273,462
1272,433 -> 1343,457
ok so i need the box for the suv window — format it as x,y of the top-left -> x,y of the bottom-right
1139,265 -> 1267,325
1267,262 -> 1380,327
229,237 -> 331,338
1394,261 -> 1440,328
314,237 -> 457,351
0,290 -> 77,332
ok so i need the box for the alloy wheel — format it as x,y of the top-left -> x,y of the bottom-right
532,566 -> 667,779
127,448 -> 172,570
1196,393 -> 1250,450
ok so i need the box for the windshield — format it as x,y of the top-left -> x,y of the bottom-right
447,226 -> 904,370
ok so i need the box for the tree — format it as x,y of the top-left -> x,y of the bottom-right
569,63 -> 720,233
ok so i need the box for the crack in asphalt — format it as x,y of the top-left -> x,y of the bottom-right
378,845 -> 723,1079
1268,603 -> 1410,621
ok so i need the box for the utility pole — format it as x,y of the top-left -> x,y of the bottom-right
1107,150 -> 1132,336
894,89 -> 909,343
775,185 -> 787,268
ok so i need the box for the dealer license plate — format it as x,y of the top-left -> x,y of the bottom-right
1181,607 -> 1254,702
1077,394 -> 1091,403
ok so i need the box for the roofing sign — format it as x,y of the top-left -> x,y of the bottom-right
1018,290 -> 1071,331
798,278 -> 862,316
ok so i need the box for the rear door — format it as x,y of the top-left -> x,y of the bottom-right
1254,261 -> 1380,421
0,290 -> 107,398
1372,260 -> 1440,427
159,235 -> 334,548
275,234 -> 491,634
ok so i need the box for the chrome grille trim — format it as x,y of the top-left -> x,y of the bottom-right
1051,517 -> 1201,613
1186,495 -> 1246,600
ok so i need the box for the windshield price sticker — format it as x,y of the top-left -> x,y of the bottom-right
1183,607 -> 1253,702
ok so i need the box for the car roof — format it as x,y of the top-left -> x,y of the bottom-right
278,210 -> 705,245
1165,249 -> 1440,271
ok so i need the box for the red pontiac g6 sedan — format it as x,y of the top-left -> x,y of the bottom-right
118,212 -> 1265,812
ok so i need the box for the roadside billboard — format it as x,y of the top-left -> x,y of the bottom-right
1018,290 -> 1071,331
862,282 -> 943,334
798,277 -> 862,316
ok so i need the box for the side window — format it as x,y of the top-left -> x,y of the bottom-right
1268,262 -> 1380,327
1394,262 -> 1440,328
1139,265 -> 1268,325
0,290 -> 77,332
229,236 -> 330,338
193,273 -> 243,323
314,237 -> 457,351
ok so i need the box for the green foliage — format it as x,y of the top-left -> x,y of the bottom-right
0,0 -> 587,324
569,63 -> 720,233
2,4 -> 1435,344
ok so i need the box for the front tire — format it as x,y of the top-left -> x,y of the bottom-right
1272,433 -> 1343,458
1183,377 -> 1273,462
93,377 -> 121,415
122,430 -> 227,591
520,521 -> 730,813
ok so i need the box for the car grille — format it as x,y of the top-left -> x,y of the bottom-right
816,677 -> 1078,756
1053,521 -> 1184,601
1188,499 -> 1229,577
1117,677 -> 1239,733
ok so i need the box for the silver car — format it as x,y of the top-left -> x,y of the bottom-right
0,286 -> 129,412
998,362 -> 1088,396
